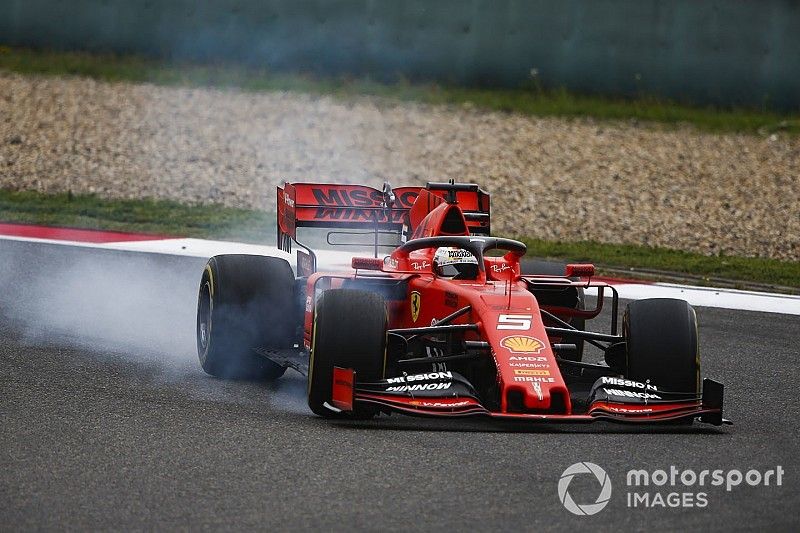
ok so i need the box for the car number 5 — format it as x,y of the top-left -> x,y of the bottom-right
497,314 -> 532,330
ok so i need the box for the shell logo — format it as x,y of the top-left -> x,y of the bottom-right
501,335 -> 545,354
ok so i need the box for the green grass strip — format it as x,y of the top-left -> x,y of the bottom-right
1,46 -> 798,135
1,188 -> 797,288
519,238 -> 799,290
0,189 -> 276,243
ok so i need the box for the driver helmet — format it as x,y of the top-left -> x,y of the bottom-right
433,247 -> 479,279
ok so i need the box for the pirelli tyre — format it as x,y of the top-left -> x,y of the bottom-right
307,289 -> 388,418
197,254 -> 294,380
624,298 -> 700,394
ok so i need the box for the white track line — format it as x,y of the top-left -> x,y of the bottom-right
2,234 -> 798,316
588,283 -> 800,316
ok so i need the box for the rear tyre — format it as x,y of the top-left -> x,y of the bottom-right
624,298 -> 700,394
307,289 -> 388,418
197,254 -> 295,380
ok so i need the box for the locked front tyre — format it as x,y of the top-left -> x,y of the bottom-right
307,289 -> 388,418
197,254 -> 295,380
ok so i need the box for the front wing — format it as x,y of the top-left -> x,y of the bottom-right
330,368 -> 729,425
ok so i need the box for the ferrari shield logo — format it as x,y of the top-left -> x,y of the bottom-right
410,291 -> 421,322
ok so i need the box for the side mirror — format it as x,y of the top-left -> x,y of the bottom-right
565,263 -> 595,278
352,257 -> 384,270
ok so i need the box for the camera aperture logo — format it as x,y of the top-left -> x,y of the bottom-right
558,462 -> 785,515
558,462 -> 612,516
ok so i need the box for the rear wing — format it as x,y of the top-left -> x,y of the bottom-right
277,182 -> 490,258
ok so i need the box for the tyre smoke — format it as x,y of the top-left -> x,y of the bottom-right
0,240 -> 204,367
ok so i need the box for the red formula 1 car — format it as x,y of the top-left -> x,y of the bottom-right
196,181 -> 727,425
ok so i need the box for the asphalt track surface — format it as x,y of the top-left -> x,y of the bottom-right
1,238 -> 798,531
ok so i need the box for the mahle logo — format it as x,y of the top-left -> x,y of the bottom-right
558,462 -> 612,516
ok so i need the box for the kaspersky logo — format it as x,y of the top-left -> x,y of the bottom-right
501,335 -> 545,354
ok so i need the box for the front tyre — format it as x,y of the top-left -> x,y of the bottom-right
624,298 -> 700,394
307,289 -> 388,418
197,254 -> 295,380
